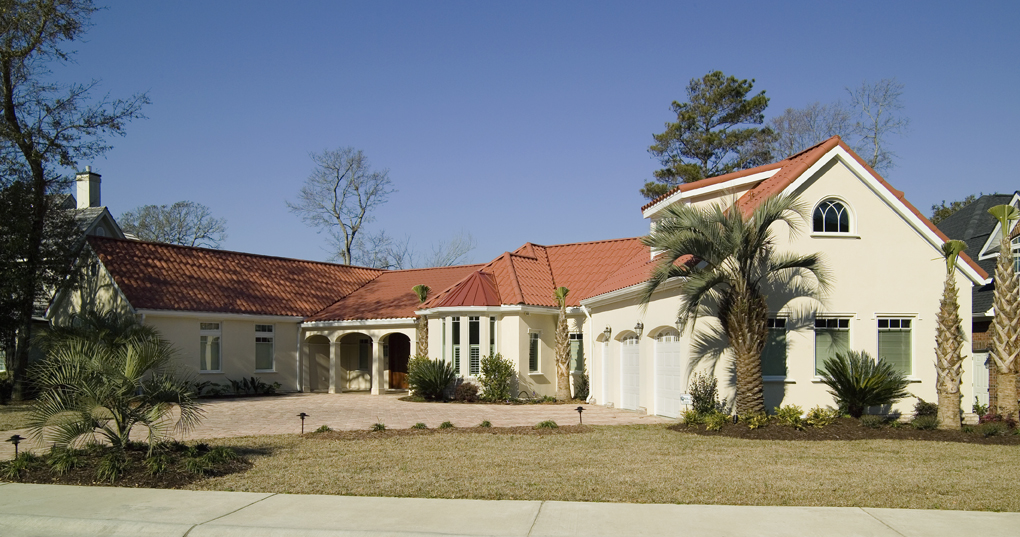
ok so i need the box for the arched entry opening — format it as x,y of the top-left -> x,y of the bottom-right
385,333 -> 411,389
306,335 -> 331,393
339,333 -> 373,391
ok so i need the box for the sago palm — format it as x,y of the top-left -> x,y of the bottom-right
412,284 -> 430,357
934,240 -> 967,429
553,286 -> 571,401
642,194 -> 828,415
988,204 -> 1020,419
28,334 -> 204,455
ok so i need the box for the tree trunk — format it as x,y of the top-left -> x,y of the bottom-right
935,272 -> 963,430
415,315 -> 428,357
990,234 -> 1020,419
997,371 -> 1019,421
555,313 -> 570,401
725,288 -> 768,416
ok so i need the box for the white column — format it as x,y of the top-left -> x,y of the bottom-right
329,340 -> 338,394
371,337 -> 385,395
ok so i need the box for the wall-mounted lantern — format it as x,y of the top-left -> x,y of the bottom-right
634,322 -> 644,338
603,326 -> 612,340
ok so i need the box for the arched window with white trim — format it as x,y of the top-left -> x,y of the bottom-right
813,199 -> 851,233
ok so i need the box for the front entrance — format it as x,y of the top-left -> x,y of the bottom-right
388,333 -> 411,389
620,335 -> 640,410
307,335 -> 330,392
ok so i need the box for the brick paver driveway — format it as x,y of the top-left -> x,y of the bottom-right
190,392 -> 671,439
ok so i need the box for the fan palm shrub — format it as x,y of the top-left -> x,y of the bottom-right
553,286 -> 571,400
818,350 -> 910,418
934,240 -> 968,429
987,205 -> 1020,419
407,357 -> 456,401
642,193 -> 828,415
28,333 -> 203,455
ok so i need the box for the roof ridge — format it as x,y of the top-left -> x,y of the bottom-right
88,236 -> 386,273
502,252 -> 526,305
388,263 -> 486,274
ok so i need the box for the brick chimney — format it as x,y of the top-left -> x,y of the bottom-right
75,166 -> 101,209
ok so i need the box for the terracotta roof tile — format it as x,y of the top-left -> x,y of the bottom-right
90,237 -> 383,316
307,264 -> 482,321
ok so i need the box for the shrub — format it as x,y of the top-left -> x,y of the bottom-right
204,446 -> 238,464
688,372 -> 721,415
805,406 -> 839,428
479,420 -> 492,428
573,373 -> 590,401
228,376 -> 279,396
144,454 -> 170,475
48,447 -> 84,475
0,371 -> 12,405
774,405 -> 804,429
535,420 -> 559,429
978,422 -> 1008,437
184,455 -> 212,475
454,382 -> 479,403
859,414 -> 885,429
372,423 -> 386,431
743,413 -> 769,430
972,397 -> 989,416
978,412 -> 1018,428
912,415 -> 939,430
818,350 -> 911,418
411,422 -> 427,429
96,451 -> 127,482
408,358 -> 456,401
681,409 -> 703,425
478,353 -> 515,402
703,412 -> 729,431
3,452 -> 41,480
913,399 -> 938,418
961,425 -> 975,433
313,425 -> 333,433
439,421 -> 454,429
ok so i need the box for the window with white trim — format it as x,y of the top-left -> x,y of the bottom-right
489,316 -> 496,356
878,318 -> 912,376
761,318 -> 787,377
358,338 -> 371,371
813,200 -> 850,233
1012,236 -> 1019,274
199,322 -> 221,372
814,318 -> 849,375
529,332 -> 540,372
569,332 -> 584,372
255,324 -> 274,371
452,317 -> 461,373
469,316 -> 480,376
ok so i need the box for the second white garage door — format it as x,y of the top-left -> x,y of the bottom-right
654,329 -> 685,418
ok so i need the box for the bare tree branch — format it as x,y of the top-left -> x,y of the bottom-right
119,201 -> 227,248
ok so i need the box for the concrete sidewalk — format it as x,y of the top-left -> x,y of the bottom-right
1,483 -> 1018,537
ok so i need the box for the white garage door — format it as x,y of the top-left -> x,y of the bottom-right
655,330 -> 685,418
620,335 -> 640,410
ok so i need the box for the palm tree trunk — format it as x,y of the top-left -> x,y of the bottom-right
555,312 -> 570,401
726,290 -> 768,416
935,272 -> 963,430
415,316 -> 428,357
990,235 -> 1020,419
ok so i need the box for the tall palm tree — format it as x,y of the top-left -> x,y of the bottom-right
935,240 -> 967,430
412,284 -> 430,357
988,205 -> 1020,419
642,194 -> 828,415
554,286 -> 571,401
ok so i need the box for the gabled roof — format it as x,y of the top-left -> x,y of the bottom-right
89,237 -> 383,316
936,193 -> 1015,279
306,264 -> 483,322
424,237 -> 649,309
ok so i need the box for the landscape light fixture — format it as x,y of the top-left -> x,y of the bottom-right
297,412 -> 309,434
575,406 -> 585,425
6,434 -> 24,458
634,322 -> 644,337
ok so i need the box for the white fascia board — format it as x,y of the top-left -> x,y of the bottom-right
417,305 -> 559,316
301,317 -> 416,329
978,193 -> 1020,260
137,309 -> 303,323
641,168 -> 780,219
580,277 -> 682,308
783,146 -> 987,286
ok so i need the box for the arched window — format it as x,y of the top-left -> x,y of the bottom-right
656,329 -> 680,343
813,199 -> 850,233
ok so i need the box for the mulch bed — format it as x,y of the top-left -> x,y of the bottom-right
671,417 -> 1020,445
306,425 -> 589,441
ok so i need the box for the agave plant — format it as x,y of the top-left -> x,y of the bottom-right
819,350 -> 910,418
934,240 -> 967,429
407,358 -> 456,401
987,205 -> 1020,419
28,334 -> 204,455
553,286 -> 571,401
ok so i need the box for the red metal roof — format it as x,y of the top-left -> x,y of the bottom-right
427,270 -> 502,308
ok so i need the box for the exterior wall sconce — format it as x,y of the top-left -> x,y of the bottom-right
603,326 -> 612,340
634,322 -> 644,337
675,317 -> 682,332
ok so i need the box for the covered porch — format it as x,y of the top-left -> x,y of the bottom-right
300,320 -> 417,395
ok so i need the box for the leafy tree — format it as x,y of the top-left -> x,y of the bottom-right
478,353 -> 515,402
119,201 -> 227,248
28,317 -> 203,455
987,204 -> 1020,419
934,240 -> 968,429
287,147 -> 394,265
553,286 -> 570,401
0,0 -> 148,400
412,284 -> 430,357
642,71 -> 774,200
930,195 -> 978,225
641,194 -> 828,415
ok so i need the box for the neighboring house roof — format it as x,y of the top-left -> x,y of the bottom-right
424,237 -> 650,309
89,237 -> 383,316
306,264 -> 484,322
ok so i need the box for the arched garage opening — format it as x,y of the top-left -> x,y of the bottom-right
386,333 -> 411,389
339,333 -> 372,391
306,335 -> 330,393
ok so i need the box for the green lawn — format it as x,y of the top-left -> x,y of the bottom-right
0,404 -> 32,431
192,425 -> 1020,511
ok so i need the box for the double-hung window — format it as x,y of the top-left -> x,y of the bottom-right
255,324 -> 274,371
529,332 -> 541,372
569,333 -> 584,372
814,318 -> 849,375
878,318 -> 912,376
200,322 -> 221,372
489,316 -> 497,356
451,316 -> 461,374
469,316 -> 481,376
761,318 -> 787,377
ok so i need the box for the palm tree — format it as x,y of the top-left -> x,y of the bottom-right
554,287 -> 571,400
412,284 -> 430,357
988,205 -> 1020,419
642,194 -> 828,415
36,308 -> 160,352
935,240 -> 967,429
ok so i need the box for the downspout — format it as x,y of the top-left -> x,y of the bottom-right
582,305 -> 595,404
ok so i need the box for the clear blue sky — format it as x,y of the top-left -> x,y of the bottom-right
56,0 -> 1020,264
